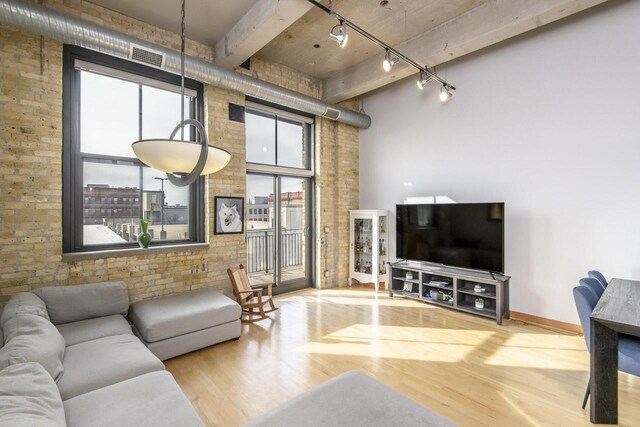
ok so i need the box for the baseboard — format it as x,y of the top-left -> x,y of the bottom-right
350,279 -> 387,291
510,311 -> 582,334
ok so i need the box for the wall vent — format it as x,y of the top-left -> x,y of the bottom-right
129,44 -> 165,68
323,107 -> 341,120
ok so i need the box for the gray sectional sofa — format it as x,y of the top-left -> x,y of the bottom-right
0,281 -> 204,427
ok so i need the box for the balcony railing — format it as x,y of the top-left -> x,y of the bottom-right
246,228 -> 304,274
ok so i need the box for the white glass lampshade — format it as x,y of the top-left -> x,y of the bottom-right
132,139 -> 231,176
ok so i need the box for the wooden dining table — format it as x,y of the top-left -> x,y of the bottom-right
589,278 -> 640,424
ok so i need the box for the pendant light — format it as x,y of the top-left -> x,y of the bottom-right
132,0 -> 230,187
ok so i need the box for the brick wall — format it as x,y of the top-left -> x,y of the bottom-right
0,1 -> 359,303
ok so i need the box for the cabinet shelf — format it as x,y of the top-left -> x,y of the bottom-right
349,210 -> 389,292
389,261 -> 510,325
392,290 -> 421,300
457,301 -> 497,318
424,282 -> 453,290
457,286 -> 496,299
393,277 -> 419,284
423,297 -> 454,307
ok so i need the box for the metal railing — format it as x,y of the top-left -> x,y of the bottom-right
246,228 -> 304,274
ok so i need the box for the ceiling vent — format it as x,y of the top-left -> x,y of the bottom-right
323,107 -> 341,120
129,44 -> 165,68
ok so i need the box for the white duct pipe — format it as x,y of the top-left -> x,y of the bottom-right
0,0 -> 371,129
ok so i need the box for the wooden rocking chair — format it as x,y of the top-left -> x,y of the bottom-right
227,264 -> 278,322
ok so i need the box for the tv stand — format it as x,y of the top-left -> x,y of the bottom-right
389,261 -> 510,325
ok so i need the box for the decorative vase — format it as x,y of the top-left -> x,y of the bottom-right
137,219 -> 152,248
475,297 -> 485,310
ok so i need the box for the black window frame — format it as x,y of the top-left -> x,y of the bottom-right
62,45 -> 206,253
244,97 -> 314,171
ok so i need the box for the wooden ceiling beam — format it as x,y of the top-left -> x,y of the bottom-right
214,0 -> 313,69
322,0 -> 608,103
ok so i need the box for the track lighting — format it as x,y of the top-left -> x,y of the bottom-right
306,0 -> 456,98
440,85 -> 452,102
329,20 -> 348,48
416,71 -> 432,90
382,50 -> 398,72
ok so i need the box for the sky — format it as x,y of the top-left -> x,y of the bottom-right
246,175 -> 305,204
79,70 -> 308,207
245,110 -> 306,169
80,70 -> 190,205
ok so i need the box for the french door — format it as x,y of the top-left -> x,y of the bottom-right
246,173 -> 313,293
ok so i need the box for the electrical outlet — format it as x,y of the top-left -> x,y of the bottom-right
324,226 -> 330,234
324,270 -> 330,277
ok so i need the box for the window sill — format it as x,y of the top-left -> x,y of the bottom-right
61,242 -> 210,262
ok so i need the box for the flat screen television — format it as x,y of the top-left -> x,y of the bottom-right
396,203 -> 504,273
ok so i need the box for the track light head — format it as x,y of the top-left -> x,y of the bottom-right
382,50 -> 398,72
329,21 -> 348,48
440,85 -> 452,102
417,71 -> 433,90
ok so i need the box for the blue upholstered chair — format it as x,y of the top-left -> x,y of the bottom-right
573,286 -> 640,409
588,270 -> 608,290
579,277 -> 605,299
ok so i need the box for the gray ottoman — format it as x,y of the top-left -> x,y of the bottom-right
128,289 -> 241,361
246,371 -> 456,427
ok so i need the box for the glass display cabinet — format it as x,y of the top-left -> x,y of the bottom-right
348,210 -> 388,292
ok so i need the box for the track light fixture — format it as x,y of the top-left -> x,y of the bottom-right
439,85 -> 452,102
416,70 -> 432,90
306,0 -> 456,98
329,20 -> 348,48
382,50 -> 399,72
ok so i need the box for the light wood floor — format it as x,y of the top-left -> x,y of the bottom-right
165,287 -> 640,426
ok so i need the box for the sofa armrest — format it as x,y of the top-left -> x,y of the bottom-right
33,281 -> 129,325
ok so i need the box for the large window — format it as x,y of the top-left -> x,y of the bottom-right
63,46 -> 205,253
245,102 -> 314,293
245,102 -> 312,170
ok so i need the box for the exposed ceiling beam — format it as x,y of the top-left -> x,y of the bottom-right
214,0 -> 313,69
323,0 -> 609,103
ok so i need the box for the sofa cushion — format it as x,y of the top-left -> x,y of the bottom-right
129,289 -> 241,343
0,362 -> 66,427
33,282 -> 129,325
0,292 -> 49,329
0,313 -> 65,382
63,371 -> 203,427
57,334 -> 164,400
56,315 -> 133,347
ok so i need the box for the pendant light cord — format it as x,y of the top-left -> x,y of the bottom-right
180,0 -> 185,141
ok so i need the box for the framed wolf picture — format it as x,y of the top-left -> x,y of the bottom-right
214,196 -> 244,235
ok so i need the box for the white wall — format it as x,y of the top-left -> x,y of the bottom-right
359,0 -> 640,324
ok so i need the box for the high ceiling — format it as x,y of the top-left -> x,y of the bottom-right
87,0 -> 609,102
89,0 -> 258,46
257,0 -> 486,80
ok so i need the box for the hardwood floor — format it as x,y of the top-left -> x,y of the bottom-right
165,287 -> 640,426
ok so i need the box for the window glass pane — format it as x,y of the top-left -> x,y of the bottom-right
246,174 -> 275,285
67,54 -> 204,253
82,159 -> 140,246
80,71 -> 139,157
142,169 -> 190,241
246,111 -> 276,165
280,176 -> 307,282
277,118 -> 305,169
142,86 -> 192,140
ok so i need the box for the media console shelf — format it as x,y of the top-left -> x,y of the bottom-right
389,261 -> 510,325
